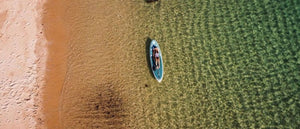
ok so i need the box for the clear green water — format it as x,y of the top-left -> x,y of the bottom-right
125,0 -> 300,128
61,0 -> 300,128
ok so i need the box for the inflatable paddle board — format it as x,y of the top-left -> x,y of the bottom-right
149,40 -> 163,82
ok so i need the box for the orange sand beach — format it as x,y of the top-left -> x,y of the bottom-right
0,0 -> 55,128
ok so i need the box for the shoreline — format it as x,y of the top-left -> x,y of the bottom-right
0,0 -> 48,128
41,0 -> 69,128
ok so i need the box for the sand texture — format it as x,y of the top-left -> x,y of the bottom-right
0,0 -> 46,128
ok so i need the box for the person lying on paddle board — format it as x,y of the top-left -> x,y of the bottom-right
153,47 -> 160,69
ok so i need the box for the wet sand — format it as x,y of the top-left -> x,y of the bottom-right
41,0 -> 69,128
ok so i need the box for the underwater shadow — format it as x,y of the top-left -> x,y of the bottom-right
145,37 -> 153,77
145,0 -> 158,3
144,0 -> 161,10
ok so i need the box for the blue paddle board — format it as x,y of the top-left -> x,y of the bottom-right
150,40 -> 163,82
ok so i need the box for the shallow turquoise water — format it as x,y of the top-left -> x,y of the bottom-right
124,0 -> 300,128
61,0 -> 299,128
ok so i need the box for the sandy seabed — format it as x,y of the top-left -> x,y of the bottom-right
0,0 -> 47,128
